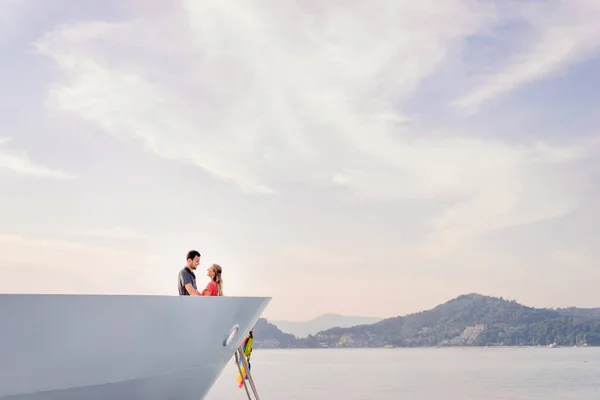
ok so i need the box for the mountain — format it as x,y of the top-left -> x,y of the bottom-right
250,294 -> 600,349
556,307 -> 600,319
310,294 -> 600,348
271,314 -> 383,338
251,318 -> 298,348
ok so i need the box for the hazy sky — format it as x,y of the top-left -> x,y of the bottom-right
1,0 -> 600,321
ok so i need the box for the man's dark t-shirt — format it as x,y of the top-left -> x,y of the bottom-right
178,267 -> 197,295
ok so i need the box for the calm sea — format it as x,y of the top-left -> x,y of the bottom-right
206,347 -> 600,399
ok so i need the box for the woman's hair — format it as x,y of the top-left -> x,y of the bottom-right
211,264 -> 223,296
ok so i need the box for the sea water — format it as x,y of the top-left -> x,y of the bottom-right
206,347 -> 600,399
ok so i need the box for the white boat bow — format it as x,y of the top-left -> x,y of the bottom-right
0,294 -> 271,399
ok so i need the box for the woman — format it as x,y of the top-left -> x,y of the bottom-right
202,264 -> 223,296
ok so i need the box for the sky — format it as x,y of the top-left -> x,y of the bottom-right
1,0 -> 600,321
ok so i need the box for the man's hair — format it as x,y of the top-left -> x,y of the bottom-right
186,250 -> 201,261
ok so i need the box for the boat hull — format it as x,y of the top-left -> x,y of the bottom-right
0,294 -> 271,399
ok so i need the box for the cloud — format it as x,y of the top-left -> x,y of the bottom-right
453,0 -> 600,113
33,1 -> 593,257
0,233 -> 157,294
280,245 -> 365,267
0,0 -> 20,24
0,233 -> 126,259
72,227 -> 147,240
35,1 -> 496,193
0,138 -> 75,179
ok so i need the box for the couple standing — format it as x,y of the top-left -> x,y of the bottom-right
177,250 -> 223,296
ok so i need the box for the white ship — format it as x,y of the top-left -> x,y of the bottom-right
0,293 -> 271,399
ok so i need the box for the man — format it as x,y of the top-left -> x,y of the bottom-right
178,250 -> 203,296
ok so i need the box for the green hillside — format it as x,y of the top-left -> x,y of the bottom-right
251,294 -> 600,348
251,318 -> 299,348
311,294 -> 600,347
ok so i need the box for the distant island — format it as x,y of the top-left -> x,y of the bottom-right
270,313 -> 382,338
252,294 -> 600,348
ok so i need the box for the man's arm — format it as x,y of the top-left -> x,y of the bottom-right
185,283 -> 202,296
180,271 -> 202,296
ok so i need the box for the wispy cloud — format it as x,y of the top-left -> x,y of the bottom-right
0,233 -> 126,257
0,138 -> 75,179
0,0 -> 20,22
31,1 -> 596,258
281,245 -> 365,267
453,0 -> 600,113
34,1 -> 496,194
73,227 -> 147,240
0,233 -> 159,294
